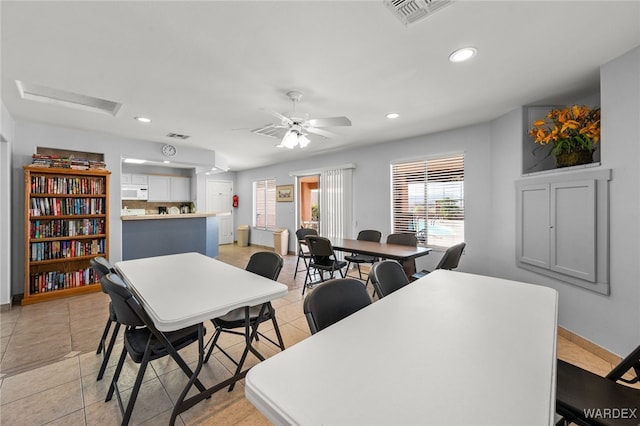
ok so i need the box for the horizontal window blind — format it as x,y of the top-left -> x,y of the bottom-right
254,178 -> 276,230
391,155 -> 464,247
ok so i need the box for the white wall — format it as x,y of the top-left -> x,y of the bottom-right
484,46 -> 640,357
0,102 -> 15,306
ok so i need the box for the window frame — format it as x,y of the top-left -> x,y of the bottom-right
253,178 -> 276,230
390,153 -> 465,248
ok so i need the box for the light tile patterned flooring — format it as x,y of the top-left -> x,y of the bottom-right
0,244 -> 621,425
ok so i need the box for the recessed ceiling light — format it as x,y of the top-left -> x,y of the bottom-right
163,160 -> 171,164
449,47 -> 477,63
135,116 -> 152,123
386,113 -> 400,119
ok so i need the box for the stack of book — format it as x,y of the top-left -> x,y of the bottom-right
31,154 -> 107,170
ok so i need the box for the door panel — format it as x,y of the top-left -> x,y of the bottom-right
206,180 -> 233,245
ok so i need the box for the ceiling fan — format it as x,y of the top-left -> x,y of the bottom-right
252,91 -> 351,149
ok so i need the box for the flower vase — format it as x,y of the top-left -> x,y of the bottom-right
555,150 -> 594,168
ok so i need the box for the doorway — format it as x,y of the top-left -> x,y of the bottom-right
298,175 -> 319,231
206,180 -> 234,245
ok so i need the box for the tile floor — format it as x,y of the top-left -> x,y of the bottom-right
0,244 -> 622,425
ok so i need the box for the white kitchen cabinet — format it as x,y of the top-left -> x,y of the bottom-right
147,175 -> 170,201
516,168 -> 611,294
130,174 -> 148,185
147,175 -> 191,202
121,173 -> 148,185
170,176 -> 191,201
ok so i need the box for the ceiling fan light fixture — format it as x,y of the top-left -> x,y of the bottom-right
298,134 -> 311,148
278,131 -> 298,149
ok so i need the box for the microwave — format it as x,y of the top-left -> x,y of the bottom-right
122,184 -> 148,200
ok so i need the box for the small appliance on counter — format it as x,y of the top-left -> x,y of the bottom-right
158,206 -> 168,215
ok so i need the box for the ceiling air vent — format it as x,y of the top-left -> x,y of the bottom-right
384,0 -> 452,26
251,124 -> 283,139
15,81 -> 121,116
166,132 -> 190,140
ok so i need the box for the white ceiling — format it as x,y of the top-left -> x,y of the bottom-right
2,1 -> 639,171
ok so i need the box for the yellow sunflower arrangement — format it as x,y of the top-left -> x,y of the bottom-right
529,105 -> 601,157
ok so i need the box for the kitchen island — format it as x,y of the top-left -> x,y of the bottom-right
121,212 -> 226,260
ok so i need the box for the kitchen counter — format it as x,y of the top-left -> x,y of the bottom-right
122,214 -> 222,260
121,212 -> 228,220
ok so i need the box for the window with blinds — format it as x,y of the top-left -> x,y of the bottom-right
391,154 -> 464,247
254,178 -> 276,230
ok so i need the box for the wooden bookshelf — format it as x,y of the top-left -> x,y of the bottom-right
23,166 -> 110,305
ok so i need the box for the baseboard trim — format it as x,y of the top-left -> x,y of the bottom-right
558,326 -> 622,365
0,298 -> 13,311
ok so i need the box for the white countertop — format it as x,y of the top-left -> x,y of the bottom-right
121,212 -> 230,220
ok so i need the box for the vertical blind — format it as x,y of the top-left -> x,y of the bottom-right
254,178 -> 276,229
319,167 -> 353,241
391,154 -> 464,246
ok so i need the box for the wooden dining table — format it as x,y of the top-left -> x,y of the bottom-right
330,237 -> 432,277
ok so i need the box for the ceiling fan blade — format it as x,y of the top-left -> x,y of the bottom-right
307,116 -> 352,127
306,127 -> 336,139
270,110 -> 294,126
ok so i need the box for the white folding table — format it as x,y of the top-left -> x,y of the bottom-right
246,269 -> 559,425
115,252 -> 288,424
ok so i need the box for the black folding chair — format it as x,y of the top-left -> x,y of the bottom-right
412,242 -> 466,280
90,256 -> 120,381
370,260 -> 410,298
556,343 -> 640,426
303,278 -> 372,334
203,251 -> 286,391
303,235 -> 347,295
294,227 -> 318,279
344,229 -> 382,287
385,232 -> 419,278
100,273 -> 206,425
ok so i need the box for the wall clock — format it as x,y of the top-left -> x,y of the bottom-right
162,144 -> 177,157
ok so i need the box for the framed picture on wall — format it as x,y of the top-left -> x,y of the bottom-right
276,184 -> 294,202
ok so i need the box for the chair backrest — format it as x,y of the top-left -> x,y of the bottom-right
91,256 -> 115,279
296,227 -> 318,241
305,235 -> 336,259
370,260 -> 410,298
303,278 -> 372,334
245,251 -> 284,281
435,242 -> 466,270
91,256 -> 116,293
356,229 -> 382,243
296,228 -> 318,254
386,232 -> 418,247
100,273 -> 145,327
